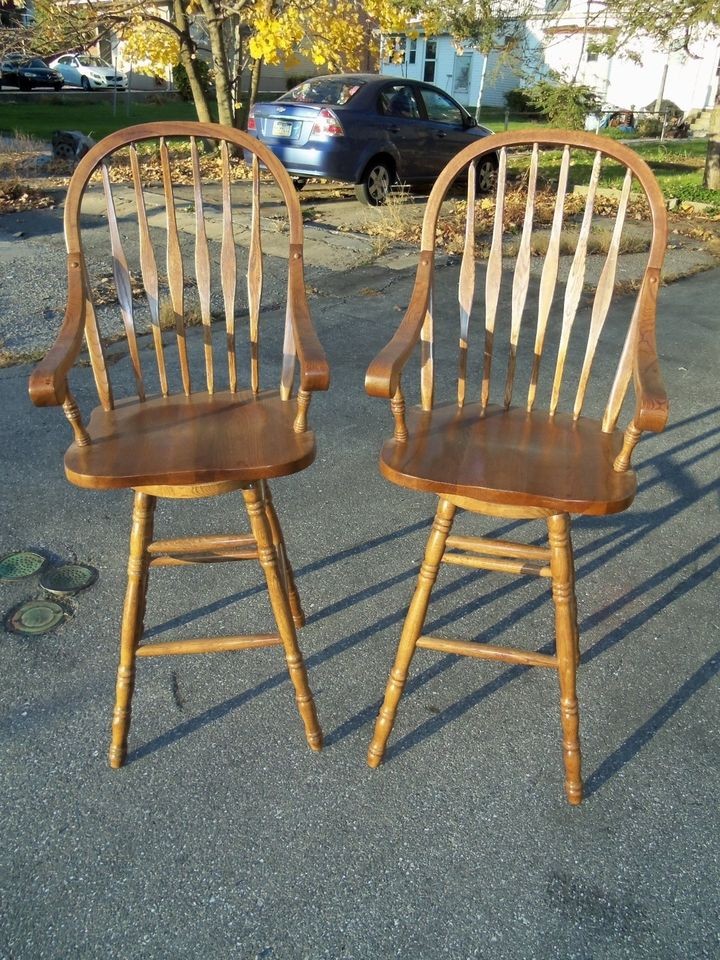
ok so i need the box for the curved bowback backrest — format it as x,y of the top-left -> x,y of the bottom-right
418,130 -> 668,432
64,122 -> 307,410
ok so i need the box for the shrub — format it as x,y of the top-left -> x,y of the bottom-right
172,60 -> 214,102
525,74 -> 600,130
504,88 -> 538,115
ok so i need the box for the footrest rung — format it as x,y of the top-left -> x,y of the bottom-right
149,549 -> 258,566
446,534 -> 550,561
417,635 -> 557,668
136,634 -> 282,656
443,552 -> 551,577
148,534 -> 256,555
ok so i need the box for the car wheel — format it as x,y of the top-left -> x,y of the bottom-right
81,76 -> 90,91
292,177 -> 308,192
19,80 -> 31,92
476,155 -> 498,194
53,82 -> 63,91
355,159 -> 394,206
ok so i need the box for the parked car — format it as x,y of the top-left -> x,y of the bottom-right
48,54 -> 127,90
0,57 -> 64,91
247,73 -> 496,205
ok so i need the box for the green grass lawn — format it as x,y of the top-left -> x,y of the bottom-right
0,98 -> 213,141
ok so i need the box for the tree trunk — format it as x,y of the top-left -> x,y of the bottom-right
199,0 -> 235,127
171,0 -> 212,123
704,106 -> 720,190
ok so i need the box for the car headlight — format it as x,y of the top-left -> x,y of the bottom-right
20,70 -> 34,76
89,72 -> 104,81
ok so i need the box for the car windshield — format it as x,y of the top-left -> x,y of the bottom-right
77,56 -> 109,67
24,59 -> 48,68
279,78 -> 364,106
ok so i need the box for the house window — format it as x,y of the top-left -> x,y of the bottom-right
408,39 -> 417,65
586,50 -> 599,62
424,40 -> 437,83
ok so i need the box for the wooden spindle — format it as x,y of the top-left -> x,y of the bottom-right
458,160 -> 477,407
574,167 -> 633,418
220,140 -> 238,393
160,138 -> 191,395
280,300 -> 296,402
613,422 -> 642,471
550,150 -> 602,416
102,163 -> 145,401
293,388 -> 311,433
191,137 -> 214,393
248,154 -> 263,394
420,288 -> 434,411
80,258 -> 114,411
528,145 -> 570,412
62,388 -> 90,446
504,142 -> 538,409
603,298 -> 639,433
482,147 -> 507,409
391,385 -> 408,442
130,144 -> 168,396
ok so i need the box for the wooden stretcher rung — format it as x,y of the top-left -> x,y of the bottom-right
149,549 -> 258,566
136,634 -> 282,657
416,635 -> 558,668
148,534 -> 256,554
442,552 -> 551,578
446,534 -> 550,561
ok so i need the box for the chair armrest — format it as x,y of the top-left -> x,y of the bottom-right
28,255 -> 86,407
633,269 -> 668,433
365,253 -> 432,399
288,246 -> 330,392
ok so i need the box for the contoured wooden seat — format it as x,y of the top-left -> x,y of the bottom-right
366,130 -> 669,803
29,122 -> 329,767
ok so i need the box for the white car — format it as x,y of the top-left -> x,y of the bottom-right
48,54 -> 127,91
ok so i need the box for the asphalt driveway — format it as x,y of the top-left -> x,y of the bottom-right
0,201 -> 718,959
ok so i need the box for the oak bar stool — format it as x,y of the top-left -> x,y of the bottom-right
29,123 -> 329,766
365,131 -> 668,803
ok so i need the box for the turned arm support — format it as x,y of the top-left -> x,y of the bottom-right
28,254 -> 86,408
365,253 -> 433,399
287,245 -> 330,393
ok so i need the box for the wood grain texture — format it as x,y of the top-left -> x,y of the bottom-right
379,402 -> 637,515
505,142 -> 538,408
549,149 -> 602,416
160,137 -> 191,395
191,137 -> 214,393
482,146 -> 507,409
528,145 -> 570,411
457,159 -> 476,407
130,144 -> 167,396
64,390 -> 317,489
220,140 -> 238,392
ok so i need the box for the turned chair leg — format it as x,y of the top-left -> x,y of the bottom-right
548,513 -> 583,805
368,497 -> 456,768
259,480 -> 305,628
243,483 -> 322,751
109,491 -> 156,768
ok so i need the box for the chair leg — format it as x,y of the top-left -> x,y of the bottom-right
242,483 -> 322,751
259,480 -> 305,628
109,491 -> 156,768
368,497 -> 456,768
548,513 -> 583,805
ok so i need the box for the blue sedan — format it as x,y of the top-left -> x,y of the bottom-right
247,73 -> 496,205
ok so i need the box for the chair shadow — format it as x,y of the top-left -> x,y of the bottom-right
132,402 -> 719,788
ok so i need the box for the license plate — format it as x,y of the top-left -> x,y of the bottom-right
272,119 -> 293,137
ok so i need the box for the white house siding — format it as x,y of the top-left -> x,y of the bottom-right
382,34 -> 524,110
531,6 -> 719,112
